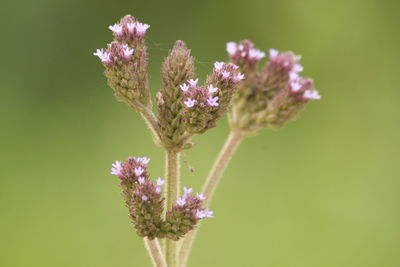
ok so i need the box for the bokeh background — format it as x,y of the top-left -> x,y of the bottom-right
1,0 -> 399,266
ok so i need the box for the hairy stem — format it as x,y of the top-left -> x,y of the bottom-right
144,238 -> 168,267
129,100 -> 162,146
178,130 -> 243,267
165,149 -> 181,267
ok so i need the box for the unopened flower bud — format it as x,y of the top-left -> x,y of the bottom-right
157,40 -> 196,148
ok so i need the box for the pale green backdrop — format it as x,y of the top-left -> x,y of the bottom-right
1,0 -> 399,266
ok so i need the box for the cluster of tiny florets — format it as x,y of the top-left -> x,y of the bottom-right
227,40 -> 266,70
94,15 -> 151,109
180,79 -> 219,109
170,59 -> 244,135
164,186 -> 212,240
227,40 -> 321,132
111,157 -> 212,240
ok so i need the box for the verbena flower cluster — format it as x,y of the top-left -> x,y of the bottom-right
95,15 -> 243,150
111,157 -> 212,240
95,14 -> 321,267
226,40 -> 321,134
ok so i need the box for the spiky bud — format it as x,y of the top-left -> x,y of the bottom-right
157,41 -> 195,148
227,41 -> 321,134
94,15 -> 151,110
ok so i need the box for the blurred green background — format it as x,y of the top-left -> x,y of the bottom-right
1,0 -> 399,266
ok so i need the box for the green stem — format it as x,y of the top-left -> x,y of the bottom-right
164,149 -> 181,267
144,238 -> 167,267
178,130 -> 243,267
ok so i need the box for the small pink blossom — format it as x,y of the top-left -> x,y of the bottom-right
226,42 -> 237,55
214,61 -> 224,71
122,46 -> 134,59
207,96 -> 219,107
93,49 -> 111,64
183,187 -> 192,196
138,177 -> 145,184
108,24 -> 123,35
303,90 -> 321,100
187,79 -> 198,87
249,49 -> 266,60
135,22 -> 150,36
207,84 -> 218,93
233,73 -> 245,82
141,195 -> 148,201
184,98 -> 196,108
127,23 -> 135,33
269,48 -> 279,58
196,208 -> 213,219
289,72 -> 299,80
290,80 -> 302,92
177,197 -> 186,206
134,167 -> 144,176
110,160 -> 123,177
138,157 -> 150,165
180,83 -> 189,92
156,178 -> 165,186
221,71 -> 230,79
292,63 -> 304,73
196,193 -> 206,201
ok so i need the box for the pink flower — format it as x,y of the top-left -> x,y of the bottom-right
180,83 -> 190,92
122,45 -> 134,59
138,157 -> 150,165
110,160 -> 123,177
249,49 -> 266,60
233,73 -> 245,82
156,178 -> 165,186
141,195 -> 148,201
196,193 -> 206,201
184,98 -> 196,108
269,48 -> 279,58
290,80 -> 302,92
292,63 -> 304,73
303,90 -> 321,100
196,208 -> 214,219
135,22 -> 150,37
138,177 -> 145,184
207,96 -> 219,107
187,79 -> 198,87
226,42 -> 237,56
214,61 -> 224,71
207,84 -> 218,94
93,49 -> 111,64
108,24 -> 123,36
127,23 -> 135,33
134,167 -> 144,176
177,197 -> 186,206
221,71 -> 230,79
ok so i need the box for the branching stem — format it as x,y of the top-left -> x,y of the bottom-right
178,130 -> 243,267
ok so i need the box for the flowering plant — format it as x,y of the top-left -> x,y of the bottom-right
94,15 -> 320,267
